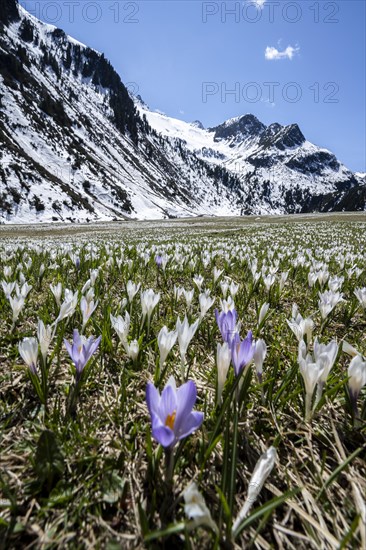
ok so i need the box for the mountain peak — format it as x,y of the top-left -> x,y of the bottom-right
209,114 -> 266,143
191,120 -> 204,130
272,123 -> 305,150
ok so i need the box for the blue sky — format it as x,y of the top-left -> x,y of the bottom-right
20,0 -> 366,171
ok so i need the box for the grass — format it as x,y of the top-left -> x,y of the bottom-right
0,214 -> 365,549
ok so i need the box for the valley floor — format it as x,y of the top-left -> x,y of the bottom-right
1,212 -> 366,240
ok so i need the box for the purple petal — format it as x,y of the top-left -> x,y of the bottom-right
146,382 -> 160,417
64,338 -> 73,359
159,384 -> 177,424
73,329 -> 82,347
175,380 -> 197,432
152,425 -> 175,448
177,411 -> 204,440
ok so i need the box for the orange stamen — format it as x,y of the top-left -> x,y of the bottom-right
165,410 -> 176,430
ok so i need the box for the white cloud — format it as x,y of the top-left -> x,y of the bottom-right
251,0 -> 266,9
265,45 -> 300,61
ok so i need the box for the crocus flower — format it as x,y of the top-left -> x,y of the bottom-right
158,326 -> 178,368
231,331 -> 255,377
318,290 -> 344,320
253,338 -> 267,384
50,282 -> 62,307
215,308 -> 238,344
348,355 -> 366,417
298,342 -> 324,421
313,338 -> 338,403
37,319 -> 53,364
287,304 -> 314,344
183,483 -> 218,534
9,295 -> 25,326
213,267 -> 223,283
110,312 -> 130,349
80,296 -> 98,330
199,291 -> 215,319
176,315 -> 199,367
232,447 -> 277,535
64,329 -> 101,382
257,302 -> 269,328
1,280 -> 15,299
193,274 -> 204,291
146,376 -> 203,448
354,287 -> 366,309
217,342 -> 231,404
126,280 -> 141,303
155,254 -> 163,267
19,337 -> 38,375
183,288 -> 194,309
126,339 -> 139,361
140,289 -> 160,326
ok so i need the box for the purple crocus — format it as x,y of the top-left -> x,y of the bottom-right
215,308 -> 238,344
146,376 -> 204,448
64,329 -> 101,382
155,255 -> 163,268
231,331 -> 255,376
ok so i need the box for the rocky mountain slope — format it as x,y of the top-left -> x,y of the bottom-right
0,0 -> 364,223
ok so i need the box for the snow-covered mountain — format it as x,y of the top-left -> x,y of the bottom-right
0,0 -> 364,223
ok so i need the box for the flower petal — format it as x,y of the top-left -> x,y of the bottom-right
177,411 -> 204,440
159,383 -> 177,423
175,380 -> 197,432
152,425 -> 175,448
146,382 -> 160,417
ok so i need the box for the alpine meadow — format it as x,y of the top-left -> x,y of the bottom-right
0,0 -> 365,549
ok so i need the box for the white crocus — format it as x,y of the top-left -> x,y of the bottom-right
253,339 -> 267,385
81,279 -> 91,295
183,288 -> 195,309
232,447 -> 277,536
216,342 -> 231,404
257,302 -> 269,328
229,281 -> 240,297
80,296 -> 98,330
157,326 -> 178,369
50,282 -> 62,307
3,266 -> 12,279
298,342 -> 325,422
18,282 -> 32,298
193,274 -> 204,291
56,291 -> 78,323
263,273 -> 276,292
1,280 -> 16,299
9,295 -> 25,326
219,296 -> 236,313
183,483 -> 218,535
313,338 -> 338,404
37,319 -> 53,364
126,280 -> 141,303
318,290 -> 344,320
354,288 -> 366,309
110,312 -> 130,349
287,304 -> 314,344
213,267 -> 223,283
342,340 -> 360,358
348,355 -> 366,417
140,289 -> 160,328
199,291 -> 215,319
127,339 -> 139,361
19,337 -> 39,375
220,279 -> 230,299
176,315 -> 199,375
